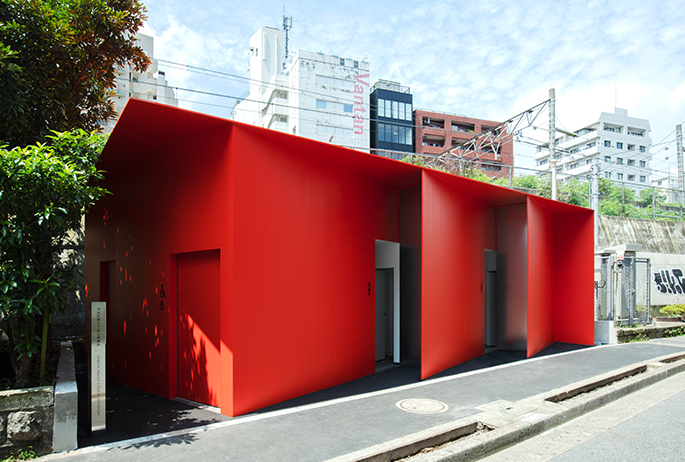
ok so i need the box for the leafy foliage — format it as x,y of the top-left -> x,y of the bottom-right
661,304 -> 685,317
0,130 -> 108,385
0,0 -> 150,147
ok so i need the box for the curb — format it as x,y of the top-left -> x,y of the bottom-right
328,351 -> 685,462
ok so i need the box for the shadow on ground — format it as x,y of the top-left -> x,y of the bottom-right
74,341 -> 590,446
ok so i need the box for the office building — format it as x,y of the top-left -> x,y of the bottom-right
370,80 -> 413,157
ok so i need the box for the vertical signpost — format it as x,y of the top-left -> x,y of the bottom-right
90,302 -> 106,434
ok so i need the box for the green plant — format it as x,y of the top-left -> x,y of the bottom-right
1,447 -> 37,461
664,326 -> 685,338
628,332 -> 650,342
661,305 -> 685,317
0,130 -> 109,386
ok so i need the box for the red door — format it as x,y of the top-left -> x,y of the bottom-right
177,250 -> 221,407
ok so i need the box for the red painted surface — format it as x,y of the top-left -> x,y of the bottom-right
421,171 -> 497,378
85,99 -> 595,417
554,209 -> 595,345
527,197 -> 556,356
229,123 -> 399,415
177,250 -> 221,407
527,197 -> 596,356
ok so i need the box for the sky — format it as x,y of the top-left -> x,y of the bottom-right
139,0 -> 685,176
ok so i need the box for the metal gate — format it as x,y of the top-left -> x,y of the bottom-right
595,255 -> 651,326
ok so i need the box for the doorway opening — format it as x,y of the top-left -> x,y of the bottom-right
484,249 -> 498,353
375,240 -> 400,372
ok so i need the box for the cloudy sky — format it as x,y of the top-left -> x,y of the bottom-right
139,0 -> 685,175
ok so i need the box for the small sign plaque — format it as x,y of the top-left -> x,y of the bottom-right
90,302 -> 106,433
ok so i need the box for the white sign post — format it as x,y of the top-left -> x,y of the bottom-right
90,301 -> 106,434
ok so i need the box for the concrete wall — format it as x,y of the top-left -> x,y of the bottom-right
598,215 -> 685,254
598,215 -> 685,307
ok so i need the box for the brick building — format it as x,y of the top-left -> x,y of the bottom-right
414,110 -> 514,179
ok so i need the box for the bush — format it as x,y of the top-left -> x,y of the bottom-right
661,305 -> 685,317
0,130 -> 108,386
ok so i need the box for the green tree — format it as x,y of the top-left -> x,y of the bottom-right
0,0 -> 150,147
558,178 -> 589,207
0,130 -> 108,386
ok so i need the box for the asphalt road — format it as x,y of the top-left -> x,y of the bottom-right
481,360 -> 685,462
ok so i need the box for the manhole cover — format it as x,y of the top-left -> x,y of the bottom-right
396,398 -> 449,414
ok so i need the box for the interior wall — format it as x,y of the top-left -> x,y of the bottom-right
496,204 -> 528,351
526,197 -> 556,357
420,172 -> 496,379
400,185 -> 422,366
375,240 -> 400,362
230,125 -> 400,415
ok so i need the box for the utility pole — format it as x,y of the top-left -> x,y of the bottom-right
677,124 -> 684,204
549,88 -> 557,200
591,156 -> 599,249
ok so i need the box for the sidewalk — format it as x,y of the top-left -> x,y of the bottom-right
43,337 -> 685,462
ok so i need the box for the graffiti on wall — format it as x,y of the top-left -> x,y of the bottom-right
654,269 -> 685,295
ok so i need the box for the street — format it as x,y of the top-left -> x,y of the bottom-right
481,358 -> 685,461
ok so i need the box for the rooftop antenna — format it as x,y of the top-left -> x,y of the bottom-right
283,7 -> 292,70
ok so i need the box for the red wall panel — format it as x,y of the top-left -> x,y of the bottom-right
526,197 -> 556,357
554,211 -> 595,344
229,125 -> 400,415
85,126 -> 232,400
420,171 -> 495,379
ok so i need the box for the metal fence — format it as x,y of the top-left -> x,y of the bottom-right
595,255 -> 651,325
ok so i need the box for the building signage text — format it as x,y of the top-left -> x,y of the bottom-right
353,73 -> 369,135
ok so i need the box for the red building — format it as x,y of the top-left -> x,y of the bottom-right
85,99 -> 594,418
414,110 -> 514,179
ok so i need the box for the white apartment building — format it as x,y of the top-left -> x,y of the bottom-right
535,108 -> 652,191
105,33 -> 178,132
232,27 -> 370,150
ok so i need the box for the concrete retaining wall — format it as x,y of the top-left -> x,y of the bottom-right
598,215 -> 685,254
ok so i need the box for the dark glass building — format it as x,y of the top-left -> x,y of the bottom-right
370,80 -> 413,158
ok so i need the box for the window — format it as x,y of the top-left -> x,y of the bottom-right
586,159 -> 592,165
639,145 -> 646,152
538,159 -> 548,166
392,101 -> 398,119
604,140 -> 611,147
340,58 -> 345,66
605,172 -> 611,179
627,159 -> 635,166
604,156 -> 611,162
385,100 -> 391,118
617,157 -> 623,164
640,176 -> 646,183
343,104 -> 353,113
399,103 -> 405,120
640,160 -> 646,168
377,99 -> 385,117
617,142 -> 623,149
628,175 -> 635,182
617,173 -> 624,180
628,144 -> 635,151
316,100 -> 326,109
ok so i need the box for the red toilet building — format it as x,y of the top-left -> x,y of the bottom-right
85,99 -> 595,417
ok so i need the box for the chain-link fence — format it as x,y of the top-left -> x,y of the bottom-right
595,254 -> 651,326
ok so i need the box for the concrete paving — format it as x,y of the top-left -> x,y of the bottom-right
42,337 -> 685,462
